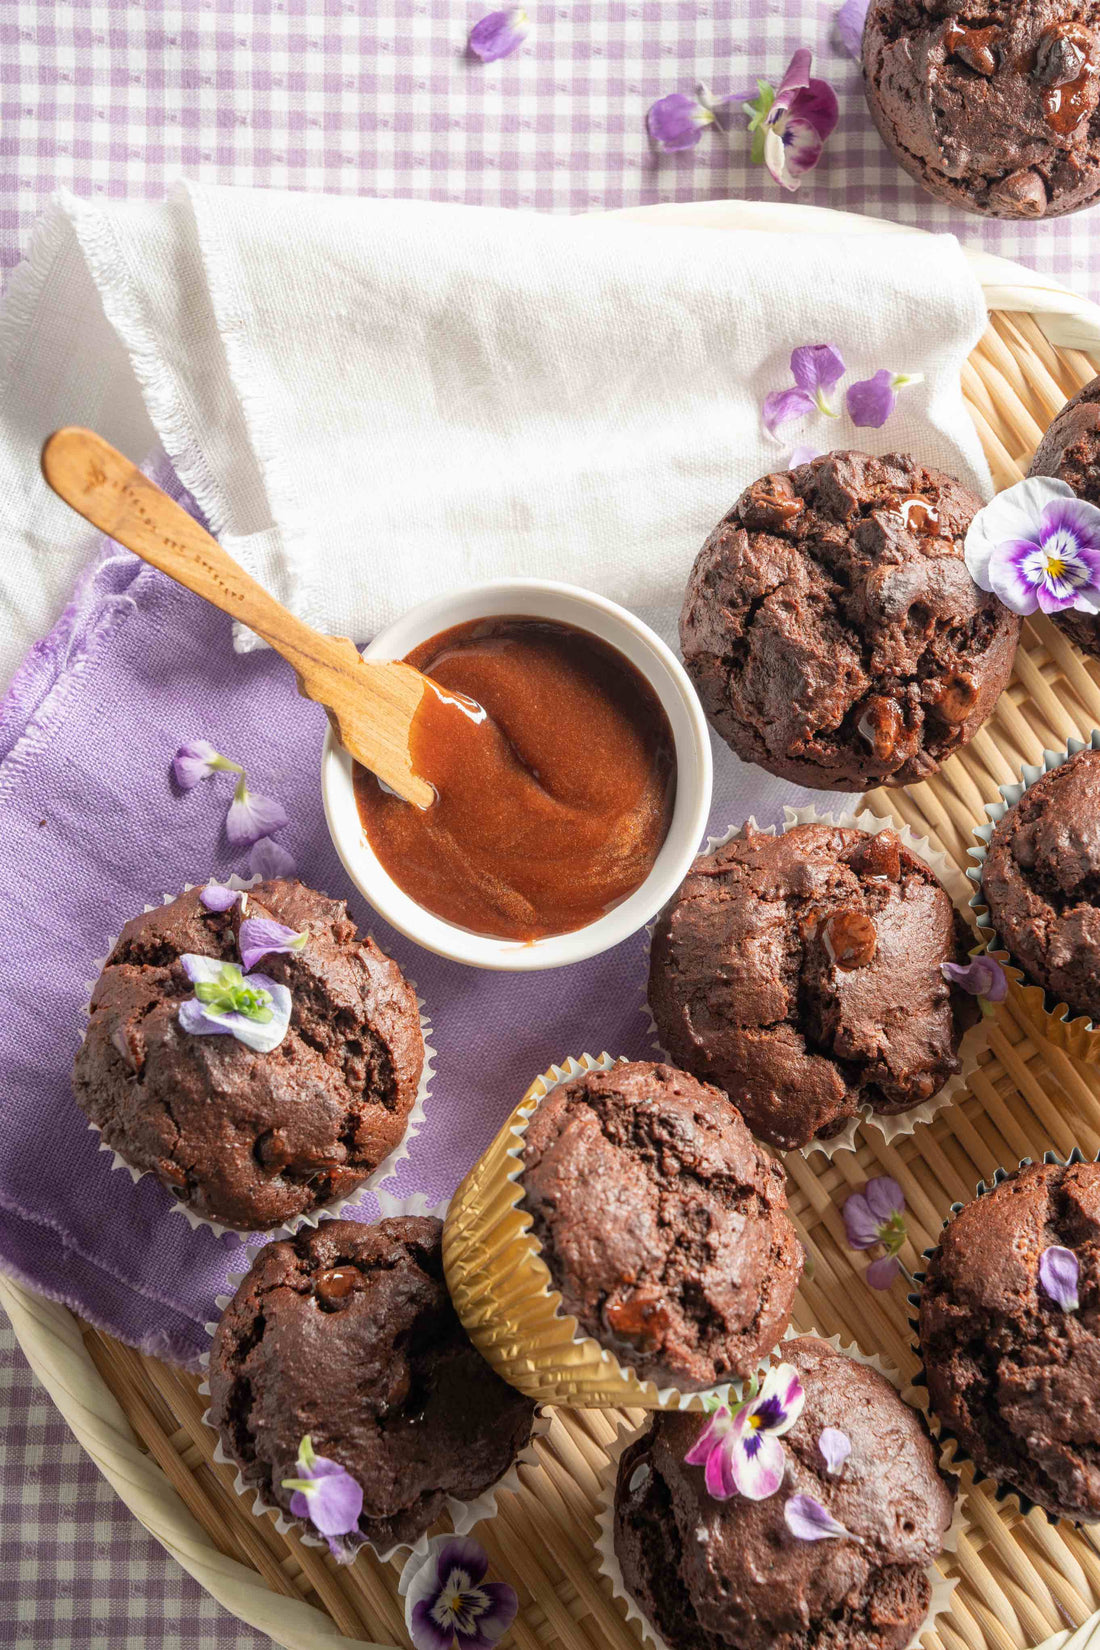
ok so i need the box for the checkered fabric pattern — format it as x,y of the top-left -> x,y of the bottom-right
2,3 -> 1100,1647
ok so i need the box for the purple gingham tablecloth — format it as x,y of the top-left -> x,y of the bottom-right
3,5 -> 1100,1648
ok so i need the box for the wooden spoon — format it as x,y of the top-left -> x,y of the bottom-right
41,427 -> 435,809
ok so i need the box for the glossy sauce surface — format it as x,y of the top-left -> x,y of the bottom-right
354,617 -> 676,942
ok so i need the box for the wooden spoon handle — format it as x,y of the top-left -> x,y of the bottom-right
41,427 -> 433,808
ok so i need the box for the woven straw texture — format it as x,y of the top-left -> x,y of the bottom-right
8,207 -> 1100,1650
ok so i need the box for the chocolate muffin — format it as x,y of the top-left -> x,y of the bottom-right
981,747 -> 1100,1023
649,824 -> 980,1152
613,1336 -> 956,1650
680,452 -> 1020,790
918,1158 -> 1100,1521
72,880 -> 424,1230
519,1061 -> 802,1389
1029,376 -> 1100,656
864,0 -> 1100,219
208,1217 -> 538,1552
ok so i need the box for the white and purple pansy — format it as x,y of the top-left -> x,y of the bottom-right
745,49 -> 838,192
400,1533 -> 519,1650
1039,1245 -> 1080,1313
467,8 -> 528,63
281,1435 -> 364,1563
238,916 -> 308,972
842,1177 -> 909,1290
942,954 -> 1009,1008
177,954 -> 291,1053
965,476 -> 1100,618
684,1362 -> 805,1500
784,1494 -> 855,1542
647,83 -> 741,152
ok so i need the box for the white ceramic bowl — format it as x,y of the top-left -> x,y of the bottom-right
321,578 -> 712,970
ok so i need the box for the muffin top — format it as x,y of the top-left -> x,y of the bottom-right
649,825 -> 979,1152
679,452 -> 1019,791
72,880 -> 424,1230
981,748 -> 1100,1023
613,1336 -> 956,1650
918,1159 -> 1100,1521
863,0 -> 1100,220
1029,375 -> 1100,657
519,1061 -> 802,1389
207,1217 -> 537,1552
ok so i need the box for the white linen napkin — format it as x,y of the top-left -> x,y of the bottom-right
0,184 -> 990,822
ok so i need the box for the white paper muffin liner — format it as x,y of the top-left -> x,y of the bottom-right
909,1146 -> 1100,1526
78,877 -> 435,1244
197,1189 -> 549,1567
595,1329 -> 964,1650
966,730 -> 1100,1064
642,804 -> 986,1162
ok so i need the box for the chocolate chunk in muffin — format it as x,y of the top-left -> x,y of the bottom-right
981,746 -> 1100,1023
614,1336 -> 956,1650
649,824 -> 980,1152
863,0 -> 1100,219
519,1061 -> 802,1389
680,452 -> 1020,790
208,1218 -> 537,1551
919,1158 -> 1100,1522
1029,375 -> 1100,657
72,880 -> 424,1230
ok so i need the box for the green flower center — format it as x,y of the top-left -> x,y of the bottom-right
195,962 -> 274,1022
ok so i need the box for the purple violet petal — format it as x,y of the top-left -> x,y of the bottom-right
173,739 -> 220,789
863,1176 -> 905,1224
238,915 -> 308,972
647,91 -> 712,151
837,0 -> 871,59
784,1494 -> 851,1541
307,1465 -> 364,1537
789,444 -> 823,467
684,1408 -> 729,1466
942,956 -> 1008,1002
704,1433 -> 739,1499
763,385 -> 816,437
226,784 -> 289,847
460,1581 -> 519,1647
178,998 -> 234,1038
1039,1246 -> 1080,1312
865,1254 -> 902,1290
410,1599 -> 460,1650
288,1489 -> 311,1521
790,78 -> 840,143
200,884 -> 240,913
819,1427 -> 852,1475
768,47 -> 813,120
468,8 -> 528,62
842,1191 -> 879,1250
846,369 -> 897,429
1039,494 -> 1100,558
433,1537 -> 491,1590
790,344 -> 846,397
249,835 -> 297,879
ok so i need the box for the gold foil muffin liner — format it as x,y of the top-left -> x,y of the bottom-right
442,1051 -> 761,1412
642,804 -> 986,1162
196,1189 -> 549,1567
594,1330 -> 965,1650
968,730 -> 1100,1067
909,1146 -> 1100,1527
78,878 -> 435,1244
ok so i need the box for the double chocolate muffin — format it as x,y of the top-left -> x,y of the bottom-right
864,0 -> 1100,219
649,824 -> 979,1152
918,1158 -> 1100,1522
208,1217 -> 538,1552
1029,376 -> 1100,657
613,1336 -> 956,1650
981,747 -> 1100,1024
73,880 -> 424,1230
519,1061 -> 802,1390
679,452 -> 1020,790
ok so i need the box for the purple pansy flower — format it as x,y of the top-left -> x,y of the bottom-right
836,0 -> 871,60
238,916 -> 308,972
843,1177 -> 908,1290
846,368 -> 923,429
685,1362 -> 805,1500
281,1436 -> 364,1563
468,8 -> 528,63
647,83 -> 740,152
173,740 -> 243,790
250,836 -> 297,879
400,1533 -> 518,1650
965,477 -> 1100,617
763,344 -> 845,437
226,778 -> 290,847
200,884 -> 241,914
745,50 -> 838,191
785,1494 -> 853,1542
942,955 -> 1009,1007
818,1428 -> 852,1475
1039,1246 -> 1080,1312
177,954 -> 291,1053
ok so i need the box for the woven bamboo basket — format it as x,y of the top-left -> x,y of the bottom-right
6,201 -> 1100,1650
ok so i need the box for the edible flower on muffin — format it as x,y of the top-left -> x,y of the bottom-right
1039,1245 -> 1080,1313
684,1363 -> 805,1499
744,50 -> 838,191
942,954 -> 1008,1014
842,1177 -> 910,1290
784,1493 -> 856,1542
178,955 -> 291,1053
818,1427 -> 851,1475
200,884 -> 242,914
281,1435 -> 364,1562
400,1534 -> 519,1650
238,916 -> 308,971
964,477 -> 1100,617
